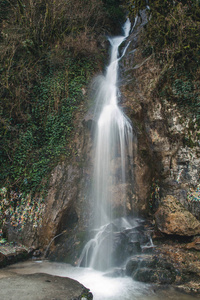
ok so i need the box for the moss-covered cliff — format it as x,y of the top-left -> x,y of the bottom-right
0,0 -> 126,236
122,0 -> 200,220
119,3 -> 200,290
128,0 -> 200,124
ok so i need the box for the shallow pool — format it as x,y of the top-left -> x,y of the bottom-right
2,260 -> 198,300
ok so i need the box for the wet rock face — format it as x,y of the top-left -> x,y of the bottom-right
41,108 -> 138,263
78,217 -> 153,271
120,12 -> 200,222
37,112 -> 94,262
110,218 -> 153,268
126,254 -> 177,284
155,195 -> 200,236
124,232 -> 200,289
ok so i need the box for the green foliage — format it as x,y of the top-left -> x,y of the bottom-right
0,0 -> 108,197
0,54 -> 95,195
172,79 -> 194,101
0,187 -> 45,230
0,0 -> 128,235
0,0 -> 10,24
157,66 -> 200,119
0,238 -> 7,245
1,0 -> 106,49
102,0 -> 126,25
129,0 -> 200,124
128,0 -> 200,17
128,0 -> 200,66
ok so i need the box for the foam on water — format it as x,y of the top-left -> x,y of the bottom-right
5,261 -> 197,300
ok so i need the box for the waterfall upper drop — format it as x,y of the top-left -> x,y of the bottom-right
94,19 -> 133,227
79,19 -> 135,271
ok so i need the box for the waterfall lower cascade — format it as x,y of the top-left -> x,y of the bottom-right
79,20 -> 140,271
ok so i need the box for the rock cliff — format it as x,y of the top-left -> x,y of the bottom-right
120,11 -> 200,232
3,11 -> 200,290
38,11 -> 200,266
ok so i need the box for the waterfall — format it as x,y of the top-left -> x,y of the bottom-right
79,19 -> 135,271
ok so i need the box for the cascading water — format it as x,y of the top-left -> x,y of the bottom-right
93,24 -> 133,229
79,19 -> 136,271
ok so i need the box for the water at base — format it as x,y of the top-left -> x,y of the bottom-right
3,260 -> 197,300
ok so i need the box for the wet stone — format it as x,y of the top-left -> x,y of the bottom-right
0,273 -> 93,300
126,254 -> 177,284
133,268 -> 176,284
127,241 -> 141,254
0,244 -> 32,268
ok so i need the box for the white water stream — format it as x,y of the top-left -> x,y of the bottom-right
93,19 -> 133,227
79,19 -> 135,272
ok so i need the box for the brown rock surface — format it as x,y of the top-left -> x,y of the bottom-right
154,240 -> 200,294
155,195 -> 200,236
185,237 -> 200,251
0,243 -> 31,268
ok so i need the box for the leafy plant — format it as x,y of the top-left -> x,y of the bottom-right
0,0 -> 128,236
0,54 -> 96,195
0,0 -> 109,199
128,0 -> 200,124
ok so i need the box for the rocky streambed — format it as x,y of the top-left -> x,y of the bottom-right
0,244 -> 92,300
0,258 -> 199,300
1,220 -> 200,299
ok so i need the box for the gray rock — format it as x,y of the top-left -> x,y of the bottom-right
0,273 -> 93,300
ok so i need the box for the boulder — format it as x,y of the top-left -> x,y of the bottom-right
0,244 -> 32,268
0,273 -> 93,300
125,254 -> 177,284
133,267 -> 176,284
155,196 -> 200,236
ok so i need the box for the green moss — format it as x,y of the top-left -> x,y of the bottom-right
183,136 -> 197,148
0,54 -> 96,196
0,0 -> 128,203
128,1 -> 200,124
